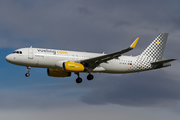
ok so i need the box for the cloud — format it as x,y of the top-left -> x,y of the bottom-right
1,0 -> 179,108
80,69 -> 180,107
1,0 -> 180,119
0,86 -> 85,109
0,0 -> 179,53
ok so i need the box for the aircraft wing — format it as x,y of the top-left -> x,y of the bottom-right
80,37 -> 139,65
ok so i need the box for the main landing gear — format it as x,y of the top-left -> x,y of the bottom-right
87,74 -> 94,80
25,66 -> 31,77
76,77 -> 83,84
75,73 -> 94,83
75,72 -> 82,83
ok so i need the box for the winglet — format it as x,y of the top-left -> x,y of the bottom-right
130,37 -> 139,48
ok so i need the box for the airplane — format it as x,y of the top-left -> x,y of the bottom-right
6,33 -> 176,83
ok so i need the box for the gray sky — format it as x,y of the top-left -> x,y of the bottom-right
0,0 -> 180,120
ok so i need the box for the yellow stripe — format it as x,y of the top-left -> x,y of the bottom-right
130,37 -> 139,48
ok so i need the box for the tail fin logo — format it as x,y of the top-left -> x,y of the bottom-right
139,33 -> 168,62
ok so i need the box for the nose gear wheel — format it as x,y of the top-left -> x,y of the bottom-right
25,73 -> 30,77
25,66 -> 31,77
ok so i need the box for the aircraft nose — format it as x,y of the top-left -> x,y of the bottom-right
6,54 -> 13,63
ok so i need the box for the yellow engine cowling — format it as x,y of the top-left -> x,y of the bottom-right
63,62 -> 85,72
47,68 -> 71,77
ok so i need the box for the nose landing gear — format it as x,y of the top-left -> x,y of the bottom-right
25,66 -> 31,77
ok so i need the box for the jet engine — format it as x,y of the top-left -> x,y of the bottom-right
47,68 -> 71,77
63,62 -> 85,72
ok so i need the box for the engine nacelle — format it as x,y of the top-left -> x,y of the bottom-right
63,62 -> 85,72
47,68 -> 71,77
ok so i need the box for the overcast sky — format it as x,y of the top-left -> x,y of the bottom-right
0,0 -> 180,120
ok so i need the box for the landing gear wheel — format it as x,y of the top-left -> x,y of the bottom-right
87,74 -> 94,80
25,73 -> 30,77
25,66 -> 31,77
76,77 -> 83,83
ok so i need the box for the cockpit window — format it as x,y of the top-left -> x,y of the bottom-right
13,51 -> 22,54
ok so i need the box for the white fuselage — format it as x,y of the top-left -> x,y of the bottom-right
5,33 -> 175,83
6,48 -> 140,74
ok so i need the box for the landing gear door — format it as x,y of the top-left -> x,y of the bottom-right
28,48 -> 34,59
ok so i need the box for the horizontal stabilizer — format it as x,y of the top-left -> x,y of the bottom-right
151,59 -> 177,69
151,59 -> 177,65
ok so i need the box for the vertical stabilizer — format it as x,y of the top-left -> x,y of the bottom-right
139,33 -> 168,62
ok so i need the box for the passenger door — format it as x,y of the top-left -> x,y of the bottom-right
28,48 -> 34,59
